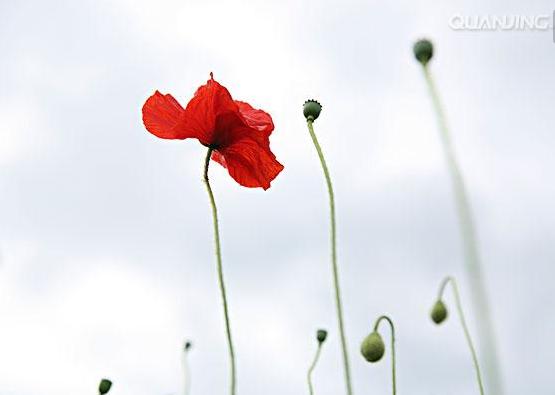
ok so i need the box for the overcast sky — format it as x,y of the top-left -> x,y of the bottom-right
1,1 -> 554,394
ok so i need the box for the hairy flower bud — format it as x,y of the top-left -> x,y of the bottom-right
360,332 -> 385,363
303,99 -> 322,121
316,329 -> 328,343
431,300 -> 448,324
98,379 -> 112,395
413,39 -> 434,65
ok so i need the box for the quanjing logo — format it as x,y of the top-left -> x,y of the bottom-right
448,13 -> 553,31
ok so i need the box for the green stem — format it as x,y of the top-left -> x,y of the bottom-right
203,147 -> 237,395
438,277 -> 485,395
422,64 -> 503,395
306,120 -> 353,395
307,343 -> 323,395
374,316 -> 396,395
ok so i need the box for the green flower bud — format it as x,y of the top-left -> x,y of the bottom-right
413,39 -> 434,65
316,329 -> 328,343
98,378 -> 112,395
431,300 -> 448,324
360,331 -> 385,363
184,340 -> 193,351
303,99 -> 322,121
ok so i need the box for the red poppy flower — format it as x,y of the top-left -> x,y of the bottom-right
142,73 -> 283,190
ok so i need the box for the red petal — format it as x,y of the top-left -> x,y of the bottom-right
143,76 -> 284,190
142,91 -> 189,139
235,101 -> 274,135
212,131 -> 284,190
176,77 -> 239,146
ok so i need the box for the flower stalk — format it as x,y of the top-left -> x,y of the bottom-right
182,341 -> 193,395
360,316 -> 397,395
416,40 -> 503,394
308,329 -> 328,395
203,147 -> 237,395
433,276 -> 485,395
307,344 -> 323,395
374,316 -> 397,395
305,106 -> 353,395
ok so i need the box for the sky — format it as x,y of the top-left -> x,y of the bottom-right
1,0 -> 554,394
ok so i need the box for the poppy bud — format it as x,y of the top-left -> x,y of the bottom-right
431,300 -> 448,324
413,39 -> 434,65
303,99 -> 322,121
360,331 -> 385,363
98,378 -> 112,395
184,340 -> 193,351
316,329 -> 328,343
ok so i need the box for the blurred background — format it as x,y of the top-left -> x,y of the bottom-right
1,0 -> 554,394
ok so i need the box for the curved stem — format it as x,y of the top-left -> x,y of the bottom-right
438,277 -> 485,395
373,316 -> 396,395
307,343 -> 323,395
422,64 -> 503,395
437,276 -> 451,301
306,120 -> 353,395
203,147 -> 237,395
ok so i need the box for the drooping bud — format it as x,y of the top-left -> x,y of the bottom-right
413,39 -> 434,65
303,99 -> 322,121
316,329 -> 328,344
98,378 -> 112,395
431,300 -> 448,324
360,331 -> 385,363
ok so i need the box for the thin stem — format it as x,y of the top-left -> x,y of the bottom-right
438,277 -> 485,395
306,120 -> 353,395
182,352 -> 191,395
373,316 -> 396,395
422,64 -> 503,395
307,343 -> 323,395
203,147 -> 237,395
437,276 -> 450,301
